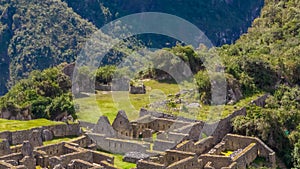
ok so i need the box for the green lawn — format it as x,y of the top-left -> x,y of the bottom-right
0,118 -> 63,132
96,150 -> 136,169
76,80 -> 180,123
76,79 -> 264,123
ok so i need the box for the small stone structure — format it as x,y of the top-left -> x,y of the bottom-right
0,134 -> 116,169
129,84 -> 146,94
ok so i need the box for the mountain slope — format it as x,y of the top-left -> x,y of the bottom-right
219,0 -> 300,94
63,0 -> 264,46
0,0 -> 97,95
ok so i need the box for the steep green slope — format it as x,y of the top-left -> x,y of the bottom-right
63,0 -> 264,46
0,63 -> 76,120
219,0 -> 300,94
221,0 -> 300,167
0,0 -> 97,95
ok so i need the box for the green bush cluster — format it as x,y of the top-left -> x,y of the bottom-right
232,85 -> 300,168
0,65 -> 76,120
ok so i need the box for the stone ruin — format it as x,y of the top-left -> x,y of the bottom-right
129,84 -> 146,94
80,94 -> 276,169
0,123 -> 117,169
0,93 -> 275,168
62,63 -> 146,95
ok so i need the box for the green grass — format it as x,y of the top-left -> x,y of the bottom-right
43,136 -> 79,145
76,80 -> 180,123
113,154 -> 136,169
221,150 -> 234,157
76,79 -> 264,123
96,150 -> 136,169
196,93 -> 264,121
0,118 -> 64,132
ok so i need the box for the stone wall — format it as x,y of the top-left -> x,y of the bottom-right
0,161 -> 26,169
68,135 -> 93,148
36,142 -> 65,157
0,152 -> 23,162
137,160 -> 165,169
0,139 -> 11,156
100,160 -> 117,169
250,94 -> 269,107
164,150 -> 196,166
175,136 -> 215,155
0,123 -> 81,145
79,120 -> 95,130
90,150 -> 114,165
0,109 -> 32,121
88,133 -> 150,154
232,143 -> 258,169
153,139 -> 176,151
223,134 -> 276,168
200,154 -> 232,169
167,156 -> 201,169
52,151 -> 93,168
67,159 -> 99,169
11,144 -> 22,153
209,107 -> 247,144
157,132 -> 188,143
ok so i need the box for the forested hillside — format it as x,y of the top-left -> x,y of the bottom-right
0,0 -> 265,96
0,0 -> 96,95
218,0 -> 300,167
219,0 -> 300,94
63,0 -> 264,46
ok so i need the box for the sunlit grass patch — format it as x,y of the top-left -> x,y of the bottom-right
0,118 -> 63,132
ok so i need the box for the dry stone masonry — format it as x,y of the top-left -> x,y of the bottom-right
0,123 -> 117,169
0,94 -> 275,168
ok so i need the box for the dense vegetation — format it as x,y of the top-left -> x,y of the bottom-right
63,0 -> 264,46
0,0 -> 265,96
226,0 -> 300,167
219,0 -> 300,94
0,64 -> 76,120
0,0 -> 97,95
232,85 -> 300,168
